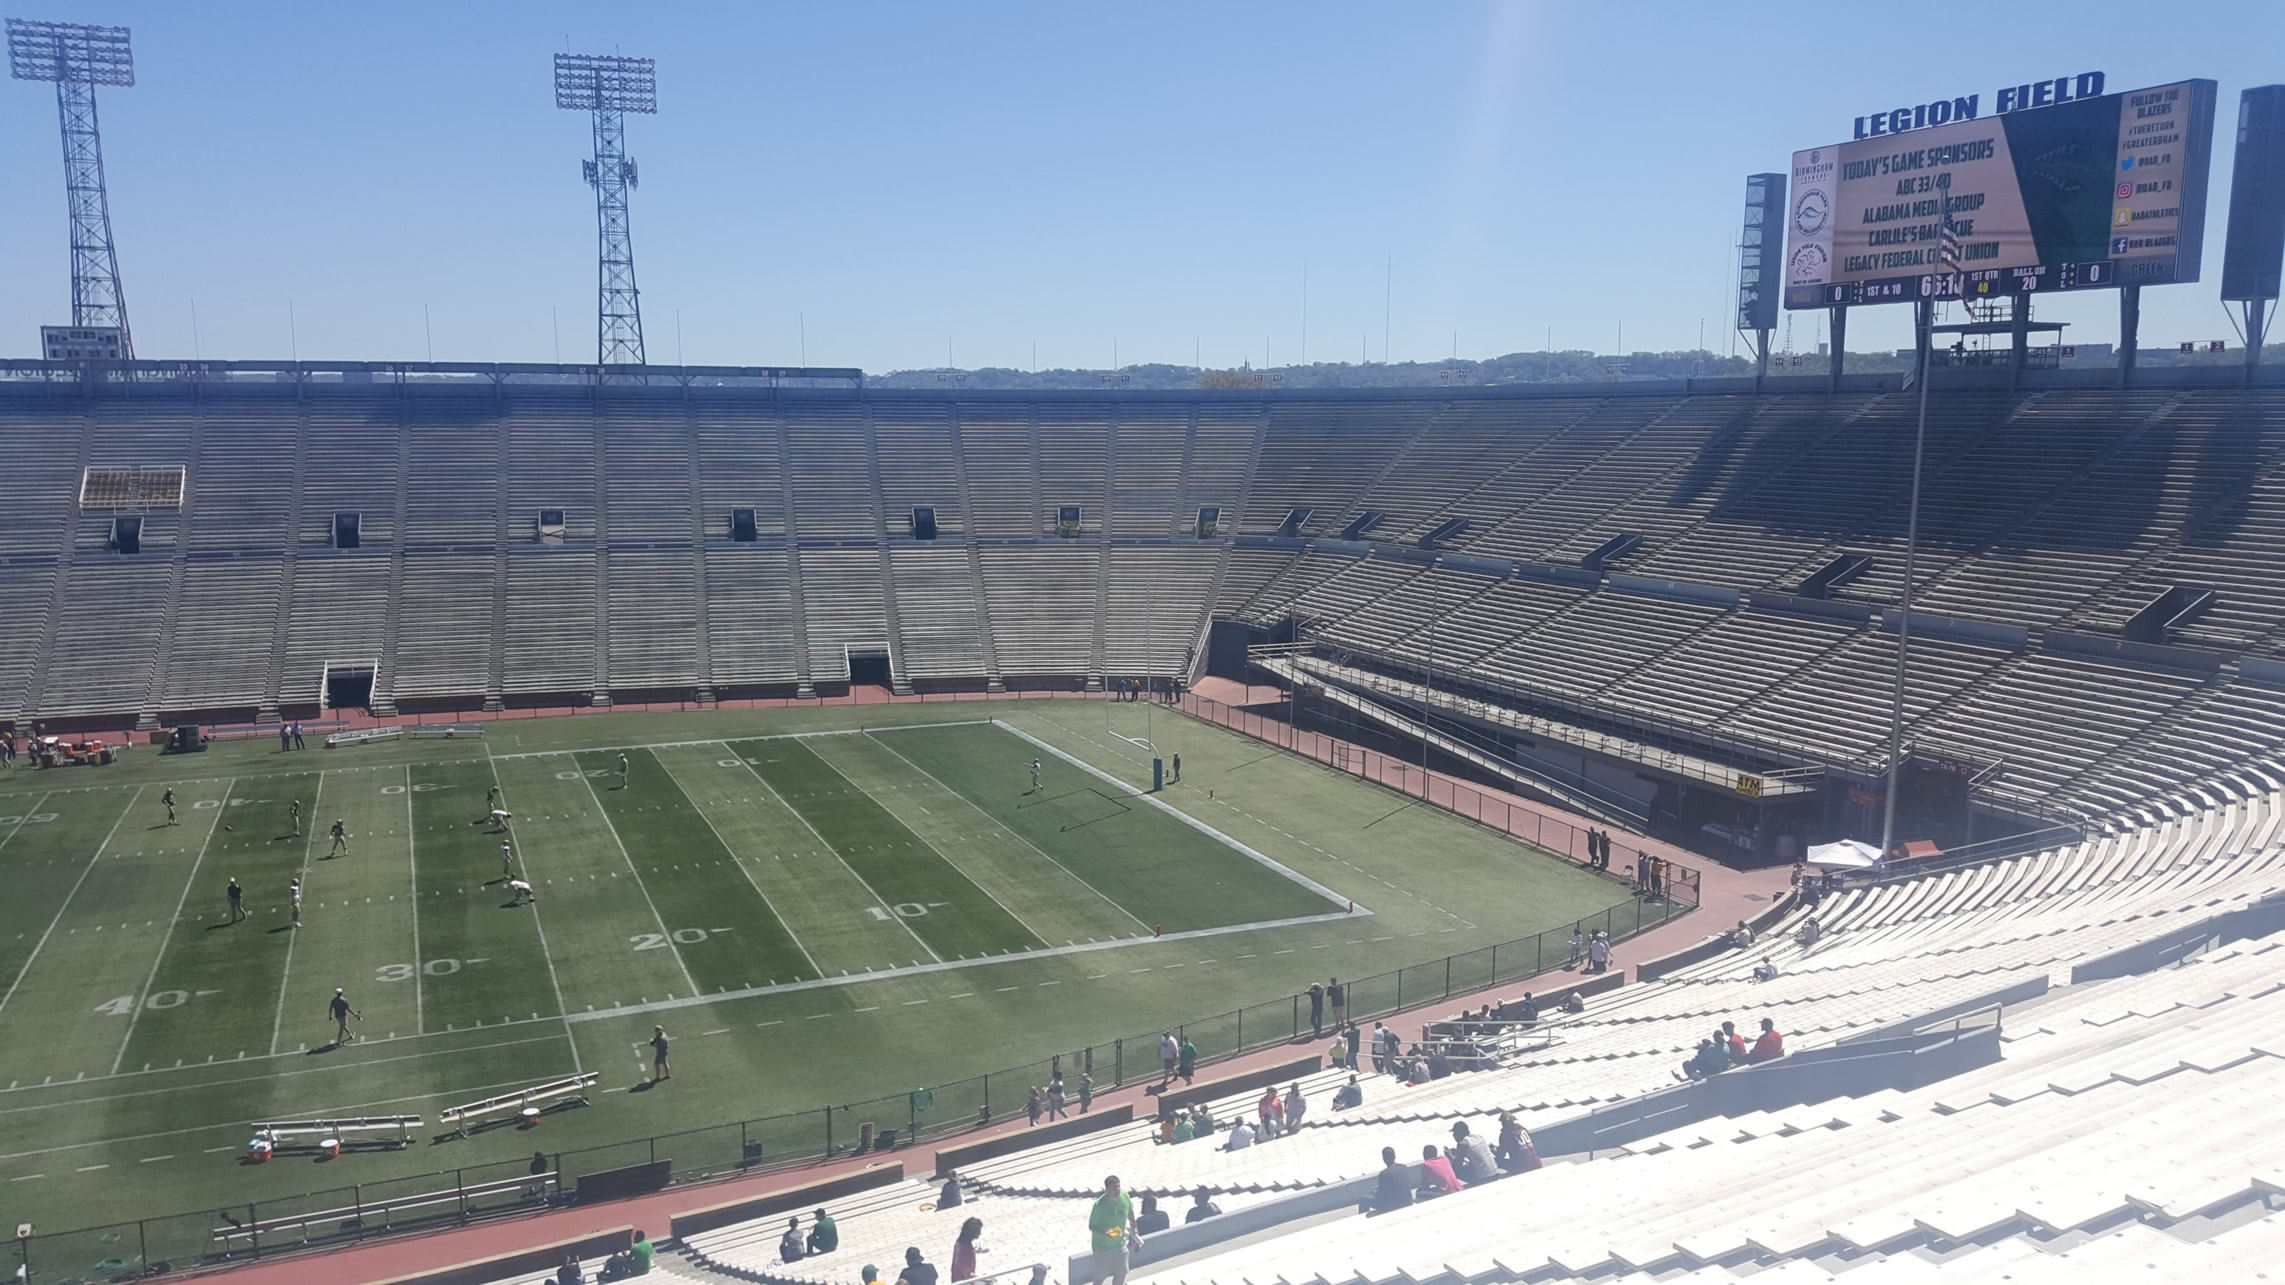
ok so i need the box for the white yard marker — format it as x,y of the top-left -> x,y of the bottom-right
0,785 -> 136,1019
405,763 -> 425,1034
113,780 -> 235,1075
484,753 -> 580,1073
655,752 -> 823,981
864,730 -> 1149,935
725,743 -> 943,964
268,772 -> 329,1055
571,765 -> 699,996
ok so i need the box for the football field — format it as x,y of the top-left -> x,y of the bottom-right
0,699 -> 1636,1252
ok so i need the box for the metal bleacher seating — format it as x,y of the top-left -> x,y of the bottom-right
3,380 -> 2284,820
653,783 -> 2285,1284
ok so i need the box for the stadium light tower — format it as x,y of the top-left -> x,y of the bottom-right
554,52 -> 654,368
9,18 -> 137,358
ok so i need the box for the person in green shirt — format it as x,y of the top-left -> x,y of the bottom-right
629,1228 -> 654,1274
1176,1037 -> 1197,1084
807,1207 -> 838,1254
1170,1113 -> 1196,1144
1088,1175 -> 1136,1283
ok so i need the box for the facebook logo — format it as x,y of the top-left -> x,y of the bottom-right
2112,237 -> 2131,255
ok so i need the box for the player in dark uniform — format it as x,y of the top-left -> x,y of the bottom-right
650,1025 -> 672,1082
226,876 -> 244,923
329,819 -> 349,856
328,988 -> 360,1043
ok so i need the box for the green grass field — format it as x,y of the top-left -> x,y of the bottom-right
0,698 -> 1634,1253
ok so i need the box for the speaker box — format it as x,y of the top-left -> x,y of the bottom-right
2221,85 -> 2285,302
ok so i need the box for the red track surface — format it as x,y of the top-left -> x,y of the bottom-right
192,683 -> 1786,1283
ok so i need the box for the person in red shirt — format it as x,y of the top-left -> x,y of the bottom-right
949,1216 -> 985,1280
1417,1144 -> 1465,1197
1749,1017 -> 1785,1063
1722,1021 -> 1748,1062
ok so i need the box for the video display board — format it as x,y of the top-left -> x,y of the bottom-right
1784,79 -> 2215,308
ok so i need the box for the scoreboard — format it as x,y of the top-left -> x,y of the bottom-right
1784,79 -> 2216,309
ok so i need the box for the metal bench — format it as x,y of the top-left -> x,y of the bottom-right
439,1072 -> 599,1137
250,1113 -> 421,1148
324,727 -> 403,748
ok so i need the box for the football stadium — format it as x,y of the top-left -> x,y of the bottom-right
5,9 -> 2285,1285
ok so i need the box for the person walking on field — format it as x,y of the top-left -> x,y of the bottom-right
288,798 -> 302,837
226,876 -> 244,923
329,819 -> 349,856
1029,758 -> 1042,794
500,840 -> 516,879
617,752 -> 630,789
650,1025 -> 672,1082
329,987 -> 359,1044
289,877 -> 303,927
162,788 -> 178,826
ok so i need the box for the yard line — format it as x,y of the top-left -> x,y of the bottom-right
724,743 -> 943,964
0,786 -> 119,1018
0,1032 -> 569,1117
569,769 -> 700,997
863,730 -> 1151,935
268,771 -> 329,1055
655,753 -> 823,981
404,763 -> 424,1034
483,751 -> 579,1073
562,905 -> 1360,1024
798,742 -> 1053,949
112,780 -> 233,1075
994,718 -> 1363,910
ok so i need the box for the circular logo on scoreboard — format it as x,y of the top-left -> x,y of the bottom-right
1788,242 -> 1829,284
1793,189 -> 1831,236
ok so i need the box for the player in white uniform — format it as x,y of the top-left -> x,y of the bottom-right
499,840 -> 515,878
616,752 -> 630,788
488,808 -> 513,833
1029,758 -> 1042,793
289,877 -> 303,927
508,878 -> 537,905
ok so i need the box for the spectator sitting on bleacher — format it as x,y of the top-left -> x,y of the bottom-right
1723,1021 -> 1748,1062
1496,1112 -> 1540,1173
1427,1045 -> 1455,1080
1447,1122 -> 1504,1185
1796,915 -> 1822,949
1516,992 -> 1539,1024
1749,1018 -> 1785,1063
780,1216 -> 805,1262
1417,1144 -> 1465,1197
556,1253 -> 583,1285
1192,1102 -> 1216,1136
1563,990 -> 1586,1014
1333,1074 -> 1363,1110
1185,1187 -> 1223,1224
1134,1193 -> 1170,1235
896,1244 -> 939,1285
1753,955 -> 1780,983
1224,1117 -> 1255,1151
1170,1111 -> 1196,1144
1677,1038 -> 1727,1082
937,1171 -> 963,1209
808,1208 -> 838,1254
1368,1145 -> 1413,1213
1257,1086 -> 1282,1139
1731,919 -> 1755,950
597,1228 -> 651,1280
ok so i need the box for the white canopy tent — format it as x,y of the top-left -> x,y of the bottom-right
1806,838 -> 1884,870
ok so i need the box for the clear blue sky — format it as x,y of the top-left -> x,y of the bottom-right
2,1 -> 2278,371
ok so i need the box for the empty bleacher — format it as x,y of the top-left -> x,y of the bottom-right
2,375 -> 2282,820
